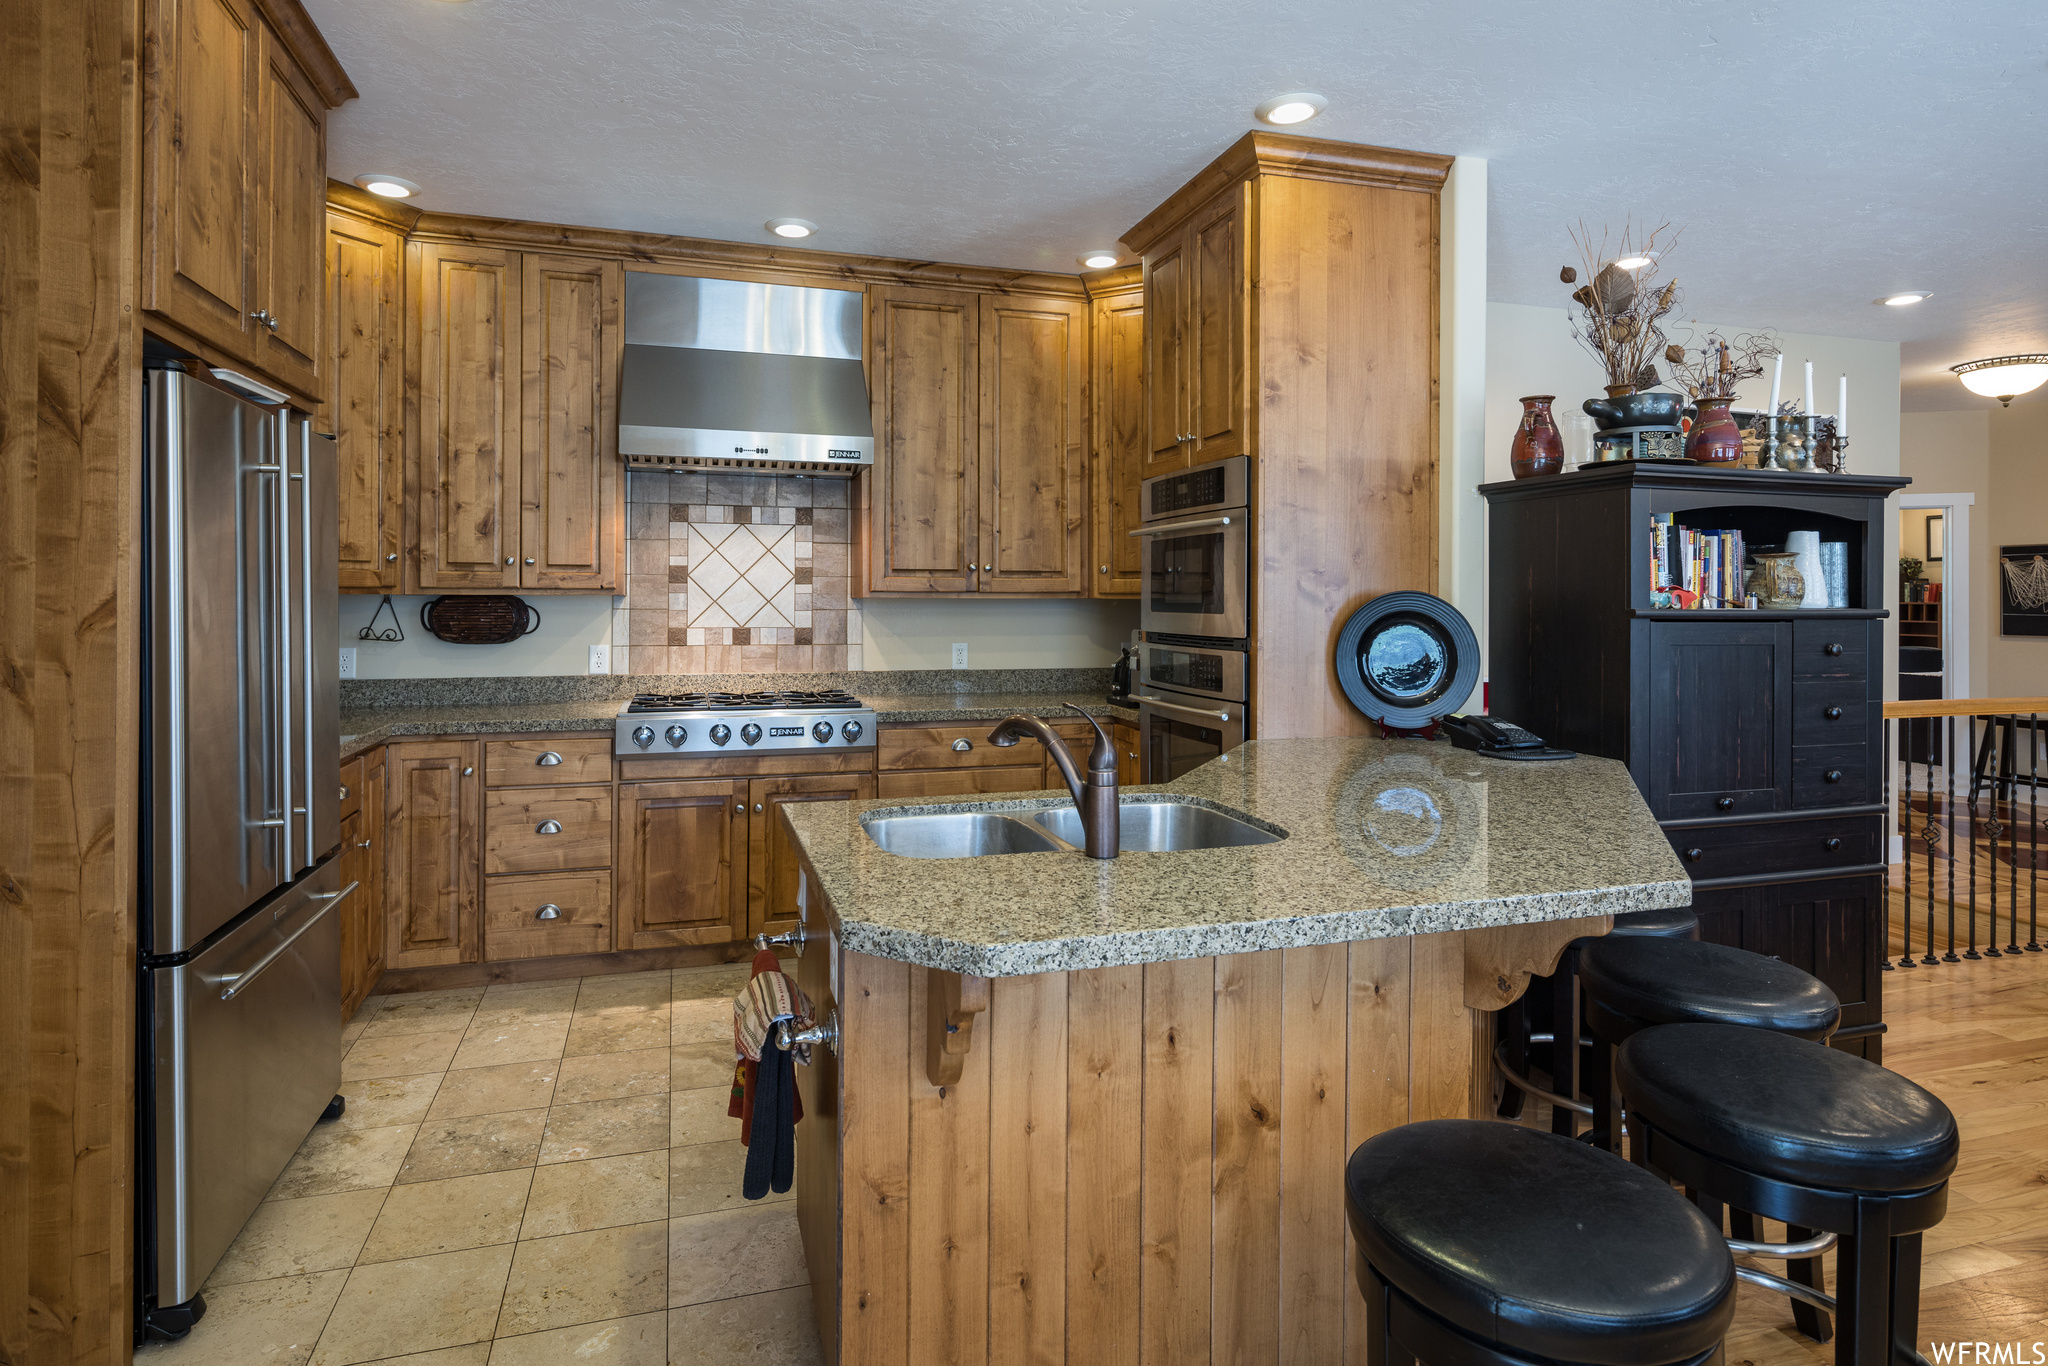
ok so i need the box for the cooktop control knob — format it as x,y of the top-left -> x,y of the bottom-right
811,721 -> 834,743
740,722 -> 763,746
664,724 -> 687,748
708,723 -> 732,746
631,725 -> 655,750
840,720 -> 864,743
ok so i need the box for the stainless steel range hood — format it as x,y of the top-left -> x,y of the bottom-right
619,273 -> 874,474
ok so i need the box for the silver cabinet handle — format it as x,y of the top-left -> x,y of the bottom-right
1100,565 -> 1108,573
1133,694 -> 1234,723
734,803 -> 744,814
535,751 -> 564,766
355,838 -> 371,848
505,557 -> 515,565
385,553 -> 398,562
535,903 -> 562,921
1129,515 -> 1233,538
535,819 -> 563,835
754,802 -> 764,812
524,557 -> 535,565
462,766 -> 474,776
219,882 -> 356,1000
248,309 -> 278,331
339,785 -> 349,800
952,738 -> 972,752
982,563 -> 992,572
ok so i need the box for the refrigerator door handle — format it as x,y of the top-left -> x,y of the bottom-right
217,882 -> 356,1001
273,413 -> 295,873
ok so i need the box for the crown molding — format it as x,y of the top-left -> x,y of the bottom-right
1081,264 -> 1143,300
253,0 -> 357,106
325,179 -> 423,233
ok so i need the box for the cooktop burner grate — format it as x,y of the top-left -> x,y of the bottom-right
624,689 -> 866,714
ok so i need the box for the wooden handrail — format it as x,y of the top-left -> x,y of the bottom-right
1883,698 -> 2048,719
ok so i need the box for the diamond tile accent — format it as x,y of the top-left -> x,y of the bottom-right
687,524 -> 796,632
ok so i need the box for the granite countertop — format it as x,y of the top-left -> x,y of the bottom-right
781,736 -> 1690,976
339,693 -> 1136,762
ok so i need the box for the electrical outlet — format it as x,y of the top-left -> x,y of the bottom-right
338,647 -> 356,680
951,642 -> 969,669
589,643 -> 610,675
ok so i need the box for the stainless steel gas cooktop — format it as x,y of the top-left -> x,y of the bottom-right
614,690 -> 877,756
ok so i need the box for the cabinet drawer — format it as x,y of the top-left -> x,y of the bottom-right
484,788 -> 613,873
1793,744 -> 1872,808
876,767 -> 1045,800
486,738 -> 614,786
1792,680 -> 1868,745
339,756 -> 364,820
880,723 -> 1046,770
1792,620 -> 1870,680
485,871 -> 612,961
1666,813 -> 1880,883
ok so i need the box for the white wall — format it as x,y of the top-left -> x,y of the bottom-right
339,594 -> 617,679
1438,157 -> 1487,713
860,598 -> 1138,671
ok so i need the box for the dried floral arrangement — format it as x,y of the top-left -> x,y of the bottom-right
1561,221 -> 1683,393
1664,329 -> 1782,402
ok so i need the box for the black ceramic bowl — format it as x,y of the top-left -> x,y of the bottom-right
1333,592 -> 1481,729
1583,391 -> 1684,430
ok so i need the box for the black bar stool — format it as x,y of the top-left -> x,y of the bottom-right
1618,1024 -> 1959,1366
1576,935 -> 1841,1156
1495,907 -> 1700,1128
1346,1119 -> 1735,1366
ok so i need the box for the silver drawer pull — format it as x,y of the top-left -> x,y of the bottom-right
535,903 -> 562,921
535,819 -> 563,835
1129,515 -> 1233,537
536,751 -> 564,766
219,883 -> 356,1001
1133,694 -> 1233,723
339,784 -> 350,800
952,738 -> 973,752
462,766 -> 474,776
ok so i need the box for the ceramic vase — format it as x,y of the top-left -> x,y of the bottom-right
1751,552 -> 1806,608
1510,395 -> 1565,478
1687,396 -> 1743,466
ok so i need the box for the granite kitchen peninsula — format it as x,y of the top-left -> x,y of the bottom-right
775,735 -> 1690,1366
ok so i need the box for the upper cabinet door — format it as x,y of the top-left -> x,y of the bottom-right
327,212 -> 403,590
1188,193 -> 1248,464
979,294 -> 1087,594
520,254 -> 623,591
1090,289 -> 1145,597
250,19 -> 324,395
866,286 -> 979,593
143,0 -> 259,356
1142,233 -> 1190,477
413,242 -> 521,590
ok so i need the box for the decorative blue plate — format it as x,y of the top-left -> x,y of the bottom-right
1333,591 -> 1481,729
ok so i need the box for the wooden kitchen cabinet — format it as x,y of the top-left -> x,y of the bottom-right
875,721 -> 1047,800
519,253 -> 623,591
1140,189 -> 1248,476
1112,718 -> 1142,786
747,773 -> 876,939
977,293 -> 1087,594
327,209 -> 404,589
616,780 -> 749,950
336,749 -> 387,1019
1089,275 -> 1145,597
384,740 -> 482,969
143,0 -> 351,402
412,242 -> 522,590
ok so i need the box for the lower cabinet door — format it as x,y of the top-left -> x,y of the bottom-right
748,773 -> 876,939
1690,870 -> 1885,1062
384,741 -> 481,968
486,871 -> 613,960
336,806 -> 369,1018
616,779 -> 747,949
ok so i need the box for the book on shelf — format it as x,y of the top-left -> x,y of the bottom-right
1649,513 -> 1750,609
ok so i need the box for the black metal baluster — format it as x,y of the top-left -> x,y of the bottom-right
1988,720 -> 2005,957
1965,716 -> 1981,960
2008,718 -> 2022,955
2029,713 -> 2040,953
1890,718 -> 1908,968
1932,716 -> 1949,965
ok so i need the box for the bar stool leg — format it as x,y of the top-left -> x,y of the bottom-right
1585,1033 -> 1622,1154
1495,997 -> 1529,1119
1549,949 -> 1581,1137
1784,1222 -> 1833,1344
1889,1231 -> 1924,1365
1835,1197 -> 1892,1366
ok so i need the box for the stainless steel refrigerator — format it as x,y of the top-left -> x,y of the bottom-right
138,363 -> 349,1341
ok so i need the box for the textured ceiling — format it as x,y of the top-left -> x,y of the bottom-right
309,0 -> 2048,411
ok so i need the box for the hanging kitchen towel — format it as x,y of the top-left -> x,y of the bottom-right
743,1037 -> 798,1199
727,950 -> 808,1145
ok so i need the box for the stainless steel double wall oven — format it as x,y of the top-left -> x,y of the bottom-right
1134,456 -> 1249,779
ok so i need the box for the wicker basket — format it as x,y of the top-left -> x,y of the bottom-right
418,596 -> 542,644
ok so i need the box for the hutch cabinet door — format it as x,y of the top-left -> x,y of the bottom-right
1187,191 -> 1248,465
250,18 -> 325,396
978,294 -> 1087,594
520,254 -> 623,591
1089,286 -> 1145,597
616,780 -> 748,949
746,773 -> 876,939
1644,620 -> 1792,819
1140,230 -> 1190,477
1742,872 -> 1884,1061
413,242 -> 521,590
865,286 -> 979,593
384,741 -> 481,969
327,211 -> 404,590
143,0 -> 260,357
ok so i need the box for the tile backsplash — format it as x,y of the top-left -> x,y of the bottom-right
617,470 -> 860,675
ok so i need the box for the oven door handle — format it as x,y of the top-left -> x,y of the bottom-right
1129,515 -> 1234,537
1133,695 -> 1236,723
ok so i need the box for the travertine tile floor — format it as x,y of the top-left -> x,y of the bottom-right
138,964 -> 823,1366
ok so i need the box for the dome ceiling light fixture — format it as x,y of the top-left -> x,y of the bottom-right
1951,354 -> 2048,407
765,218 -> 817,239
353,173 -> 421,199
1078,250 -> 1120,269
1877,292 -> 1932,306
1254,92 -> 1328,126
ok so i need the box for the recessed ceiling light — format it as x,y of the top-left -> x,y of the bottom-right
1951,354 -> 2048,407
1079,250 -> 1120,270
1611,252 -> 1659,271
766,218 -> 817,239
353,173 -> 420,199
1254,92 -> 1327,126
1877,292 -> 1932,306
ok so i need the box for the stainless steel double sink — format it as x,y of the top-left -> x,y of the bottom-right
862,799 -> 1284,859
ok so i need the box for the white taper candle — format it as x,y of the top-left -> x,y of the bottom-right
1838,374 -> 1848,438
1805,360 -> 1814,416
1771,354 -> 1783,412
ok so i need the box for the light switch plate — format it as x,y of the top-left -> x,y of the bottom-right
338,647 -> 356,679
589,643 -> 610,675
951,643 -> 969,669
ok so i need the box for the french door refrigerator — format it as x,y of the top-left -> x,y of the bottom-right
138,363 -> 350,1341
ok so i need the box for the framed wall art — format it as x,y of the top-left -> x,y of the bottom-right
1998,543 -> 2048,637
